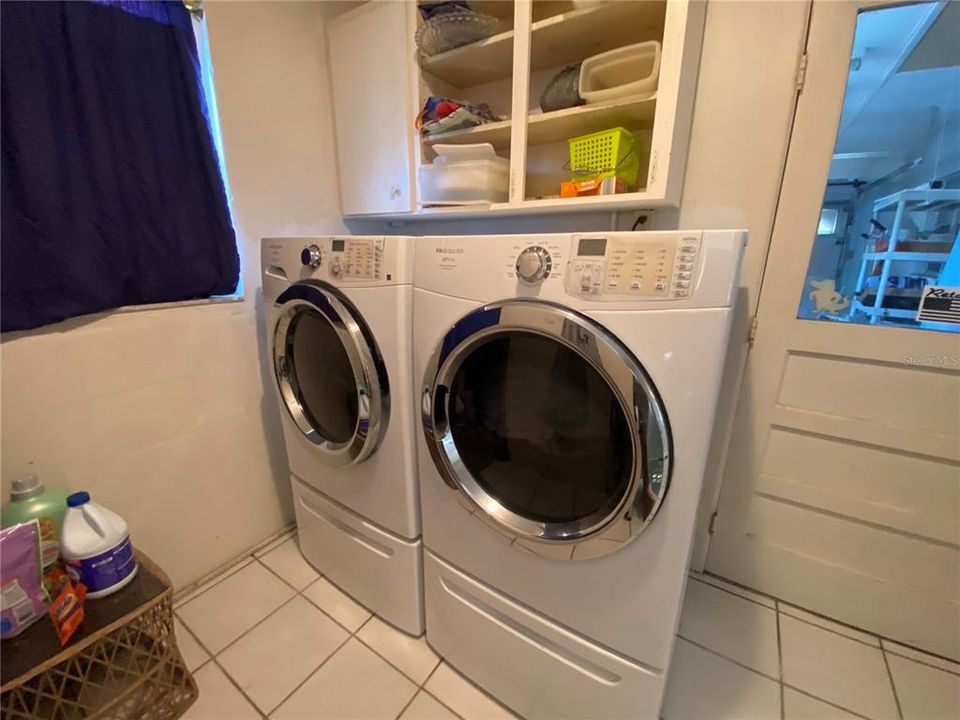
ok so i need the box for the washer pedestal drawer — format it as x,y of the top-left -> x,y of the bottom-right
424,550 -> 666,720
292,476 -> 424,635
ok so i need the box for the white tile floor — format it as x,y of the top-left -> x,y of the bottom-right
174,533 -> 960,720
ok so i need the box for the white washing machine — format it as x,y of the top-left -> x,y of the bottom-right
262,236 -> 423,635
414,231 -> 745,719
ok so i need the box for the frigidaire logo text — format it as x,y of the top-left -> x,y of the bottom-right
435,248 -> 464,254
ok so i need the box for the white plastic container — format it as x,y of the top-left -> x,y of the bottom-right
579,41 -> 661,104
419,143 -> 509,205
60,492 -> 138,598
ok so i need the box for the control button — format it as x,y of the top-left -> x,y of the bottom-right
655,280 -> 667,291
672,289 -> 689,298
516,246 -> 553,284
329,258 -> 342,276
675,281 -> 690,289
676,271 -> 691,280
630,281 -> 641,290
300,244 -> 322,269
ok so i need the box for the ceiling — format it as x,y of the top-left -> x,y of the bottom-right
828,2 -> 959,185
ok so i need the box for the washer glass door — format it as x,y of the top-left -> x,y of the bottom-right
274,280 -> 389,466
422,300 -> 670,558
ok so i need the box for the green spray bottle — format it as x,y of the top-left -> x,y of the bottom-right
1,474 -> 70,569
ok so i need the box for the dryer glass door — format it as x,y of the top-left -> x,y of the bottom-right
274,280 -> 389,466
422,300 -> 670,559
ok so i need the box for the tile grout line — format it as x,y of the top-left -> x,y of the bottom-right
263,597 -> 425,717
676,634 -> 781,685
695,571 -> 956,668
679,625 -> 878,720
393,687 -> 422,720
176,592 -> 303,718
689,573 -> 775,610
173,613 -> 215,675
173,528 -> 296,608
687,569 -> 960,675
778,607 -> 883,651
775,600 -> 785,720
266,632 -> 355,716
179,544 -> 459,718
417,662 -> 469,720
173,556 -> 256,610
880,640 -> 960,678
881,644 -> 905,720
181,587 -> 302,660
421,687 -> 467,720
211,654 -> 270,720
780,683 -> 874,720
702,567 -> 960,678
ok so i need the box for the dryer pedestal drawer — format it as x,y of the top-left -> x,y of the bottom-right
424,551 -> 666,720
293,476 -> 424,635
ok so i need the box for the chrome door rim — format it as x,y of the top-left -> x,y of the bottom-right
421,299 -> 671,557
274,280 -> 389,467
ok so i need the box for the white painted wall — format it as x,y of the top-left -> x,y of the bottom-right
0,1 -> 347,589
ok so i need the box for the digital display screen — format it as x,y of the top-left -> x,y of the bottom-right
578,238 -> 607,256
332,240 -> 345,252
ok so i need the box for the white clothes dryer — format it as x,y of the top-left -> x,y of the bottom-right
262,236 -> 422,634
414,231 -> 745,718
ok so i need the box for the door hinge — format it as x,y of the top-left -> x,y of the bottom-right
708,511 -> 719,536
796,52 -> 808,92
748,316 -> 759,346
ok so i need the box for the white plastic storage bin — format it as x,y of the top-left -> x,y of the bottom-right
579,41 -> 661,104
419,143 -> 509,205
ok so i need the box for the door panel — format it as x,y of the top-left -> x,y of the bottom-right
707,0 -> 960,659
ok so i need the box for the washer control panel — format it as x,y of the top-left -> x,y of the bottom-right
515,245 -> 553,284
564,234 -> 702,300
324,237 -> 385,280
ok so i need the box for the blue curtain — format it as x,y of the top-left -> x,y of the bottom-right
1,1 -> 239,332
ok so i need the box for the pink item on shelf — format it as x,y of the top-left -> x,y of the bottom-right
0,521 -> 49,639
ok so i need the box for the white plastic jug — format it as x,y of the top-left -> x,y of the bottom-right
60,492 -> 138,598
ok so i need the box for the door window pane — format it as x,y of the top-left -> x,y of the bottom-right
286,308 -> 358,443
447,332 -> 632,525
797,3 -> 960,331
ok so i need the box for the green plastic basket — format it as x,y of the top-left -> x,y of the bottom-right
567,126 -> 639,187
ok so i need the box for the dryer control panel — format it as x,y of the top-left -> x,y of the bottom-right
564,234 -> 701,300
326,237 -> 385,280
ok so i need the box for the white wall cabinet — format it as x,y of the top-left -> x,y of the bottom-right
327,0 -> 705,219
327,1 -> 416,215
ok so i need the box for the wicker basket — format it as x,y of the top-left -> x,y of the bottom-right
1,554 -> 198,720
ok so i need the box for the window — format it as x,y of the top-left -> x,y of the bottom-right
796,2 -> 960,331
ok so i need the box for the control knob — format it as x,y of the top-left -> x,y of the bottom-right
300,244 -> 322,269
515,246 -> 552,284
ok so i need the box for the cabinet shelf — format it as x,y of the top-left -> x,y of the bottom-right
421,0 -> 665,88
422,94 -> 657,149
399,190 -> 667,220
422,117 -> 513,148
862,251 -> 950,262
526,94 -> 656,145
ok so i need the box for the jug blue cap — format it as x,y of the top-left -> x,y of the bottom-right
67,491 -> 90,507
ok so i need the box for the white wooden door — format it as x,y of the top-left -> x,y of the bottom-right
707,0 -> 960,660
327,2 -> 415,216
